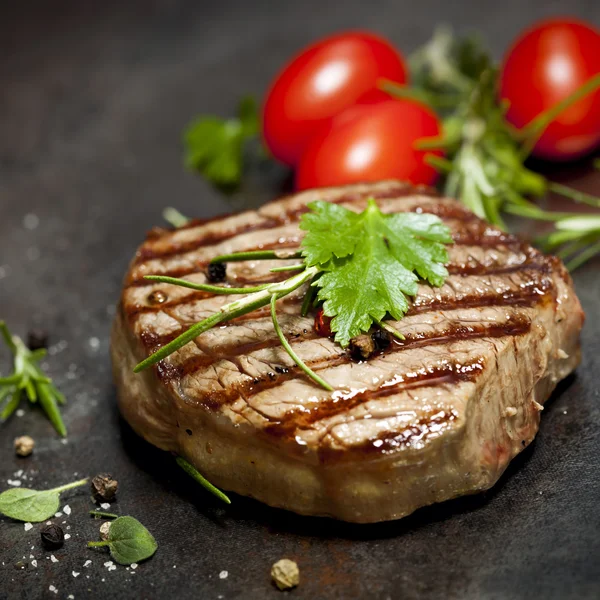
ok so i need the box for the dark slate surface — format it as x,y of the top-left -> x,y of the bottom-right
1,1 -> 599,598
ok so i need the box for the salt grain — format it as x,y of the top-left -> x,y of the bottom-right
49,585 -> 58,594
104,561 -> 114,568
63,505 -> 71,515
7,480 -> 22,487
84,560 -> 92,568
88,337 -> 100,350
50,555 -> 58,563
24,523 -> 33,531
55,512 -> 63,518
72,571 -> 80,578
64,534 -> 71,540
31,560 -> 37,568
130,563 -> 138,570
68,596 -> 75,600
100,503 -> 111,510
61,439 -> 68,445
219,570 -> 228,579
15,409 -> 25,417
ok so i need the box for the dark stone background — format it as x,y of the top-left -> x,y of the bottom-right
0,1 -> 599,598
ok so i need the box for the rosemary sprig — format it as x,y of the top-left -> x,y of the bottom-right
176,456 -> 231,504
0,322 -> 67,436
384,28 -> 600,270
270,293 -> 332,390
134,265 -> 320,375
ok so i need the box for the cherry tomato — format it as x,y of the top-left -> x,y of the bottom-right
262,31 -> 407,166
296,99 -> 443,191
499,18 -> 600,161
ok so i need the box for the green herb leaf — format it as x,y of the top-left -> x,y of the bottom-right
88,516 -> 158,565
183,96 -> 259,190
302,199 -> 452,347
175,456 -> 231,504
0,479 -> 88,522
0,321 -> 67,436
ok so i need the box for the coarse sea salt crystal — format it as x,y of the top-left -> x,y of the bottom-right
16,409 -> 25,417
64,534 -> 71,540
31,560 -> 38,568
84,560 -> 92,567
72,571 -> 80,578
24,523 -> 33,531
49,585 -> 58,594
219,570 -> 228,579
130,563 -> 138,570
7,480 -> 22,487
100,503 -> 111,510
51,555 -> 59,563
54,512 -> 63,518
63,505 -> 71,516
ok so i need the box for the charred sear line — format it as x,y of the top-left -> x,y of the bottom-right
318,407 -> 460,462
126,240 -> 302,287
134,219 -> 281,264
265,358 -> 485,443
131,185 -> 462,269
153,316 -> 530,425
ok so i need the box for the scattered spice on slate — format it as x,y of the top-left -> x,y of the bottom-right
207,261 -> 227,283
91,474 -> 118,503
371,328 -> 391,351
99,521 -> 111,541
41,523 -> 65,550
14,435 -> 35,457
27,329 -> 48,351
271,558 -> 299,591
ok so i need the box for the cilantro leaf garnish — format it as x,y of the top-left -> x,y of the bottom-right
301,199 -> 452,346
135,199 -> 452,390
183,96 -> 259,190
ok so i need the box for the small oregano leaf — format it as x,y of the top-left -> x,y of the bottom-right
0,488 -> 59,522
0,479 -> 87,522
88,516 -> 157,565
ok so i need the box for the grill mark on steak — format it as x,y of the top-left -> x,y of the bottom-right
264,358 -> 485,445
131,260 -> 549,344
318,406 -> 461,462
134,218 -> 282,263
132,186 -> 498,267
169,313 -> 531,376
157,316 -> 530,423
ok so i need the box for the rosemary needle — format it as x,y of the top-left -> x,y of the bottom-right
270,294 -> 333,391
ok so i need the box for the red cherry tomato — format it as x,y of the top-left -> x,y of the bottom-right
499,18 -> 600,161
296,99 -> 443,191
262,31 -> 407,166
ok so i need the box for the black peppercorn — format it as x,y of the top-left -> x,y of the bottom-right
349,335 -> 375,361
371,329 -> 391,351
27,329 -> 48,351
207,262 -> 226,283
91,473 -> 118,503
41,523 -> 64,550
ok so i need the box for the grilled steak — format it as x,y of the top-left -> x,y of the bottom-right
111,181 -> 584,523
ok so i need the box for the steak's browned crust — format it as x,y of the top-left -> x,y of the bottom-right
112,181 -> 584,522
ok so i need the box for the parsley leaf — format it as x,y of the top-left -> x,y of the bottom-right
301,199 -> 452,347
183,96 -> 259,190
